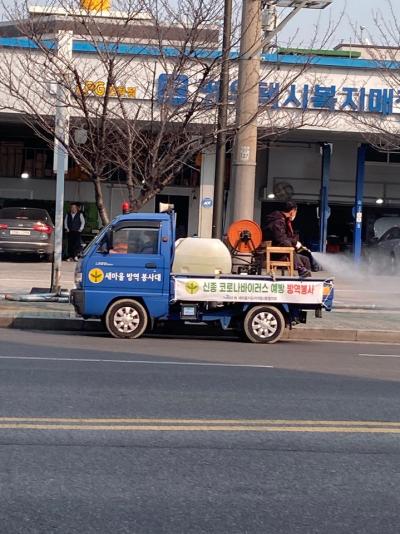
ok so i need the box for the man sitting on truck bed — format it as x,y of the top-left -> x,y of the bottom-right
265,201 -> 312,278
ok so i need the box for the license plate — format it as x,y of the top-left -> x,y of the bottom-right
10,230 -> 31,236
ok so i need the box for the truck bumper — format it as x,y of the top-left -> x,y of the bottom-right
70,289 -> 85,316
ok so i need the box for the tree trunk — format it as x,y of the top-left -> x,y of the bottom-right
133,174 -> 174,212
93,176 -> 110,226
126,167 -> 136,212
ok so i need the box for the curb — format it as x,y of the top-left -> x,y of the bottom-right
334,305 -> 400,312
285,328 -> 400,343
0,316 -> 103,332
0,315 -> 400,343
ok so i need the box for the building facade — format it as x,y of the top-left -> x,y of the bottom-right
200,44 -> 400,256
0,20 -> 399,253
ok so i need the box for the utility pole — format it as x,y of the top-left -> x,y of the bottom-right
231,0 -> 262,223
211,0 -> 233,239
231,0 -> 333,223
51,30 -> 72,293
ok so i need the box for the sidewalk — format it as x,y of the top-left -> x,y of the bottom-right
0,260 -> 75,295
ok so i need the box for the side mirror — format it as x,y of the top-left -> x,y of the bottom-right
106,228 -> 114,250
98,242 -> 109,254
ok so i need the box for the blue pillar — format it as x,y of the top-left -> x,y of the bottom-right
354,144 -> 367,263
319,143 -> 331,253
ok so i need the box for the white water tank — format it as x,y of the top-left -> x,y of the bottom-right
172,238 -> 232,275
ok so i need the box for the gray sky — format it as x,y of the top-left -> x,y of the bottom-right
278,0 -> 396,48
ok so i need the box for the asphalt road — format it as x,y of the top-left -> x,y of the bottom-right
0,329 -> 400,533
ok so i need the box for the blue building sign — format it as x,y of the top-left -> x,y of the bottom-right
157,73 -> 189,106
157,74 -> 399,116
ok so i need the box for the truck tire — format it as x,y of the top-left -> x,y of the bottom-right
243,305 -> 285,344
105,299 -> 148,339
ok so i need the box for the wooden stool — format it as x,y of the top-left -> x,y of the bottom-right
265,241 -> 294,276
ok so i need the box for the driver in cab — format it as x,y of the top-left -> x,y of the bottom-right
109,230 -> 156,255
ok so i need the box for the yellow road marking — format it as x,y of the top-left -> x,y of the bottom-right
0,418 -> 399,433
0,424 -> 400,433
0,417 -> 399,427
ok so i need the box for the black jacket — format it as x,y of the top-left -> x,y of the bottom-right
264,211 -> 297,248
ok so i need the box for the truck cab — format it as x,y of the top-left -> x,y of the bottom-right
73,213 -> 175,333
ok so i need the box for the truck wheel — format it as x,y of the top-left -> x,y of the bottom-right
243,305 -> 285,344
105,299 -> 148,339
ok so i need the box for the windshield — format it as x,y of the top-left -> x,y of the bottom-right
82,226 -> 109,257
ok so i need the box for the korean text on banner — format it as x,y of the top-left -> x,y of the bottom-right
174,278 -> 324,304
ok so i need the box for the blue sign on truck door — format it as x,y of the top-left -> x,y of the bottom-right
82,219 -> 171,317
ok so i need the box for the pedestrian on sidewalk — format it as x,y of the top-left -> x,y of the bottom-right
64,203 -> 85,261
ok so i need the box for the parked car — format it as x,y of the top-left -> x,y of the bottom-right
0,207 -> 54,260
365,226 -> 400,274
373,217 -> 400,240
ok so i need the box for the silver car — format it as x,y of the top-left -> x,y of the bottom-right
0,207 -> 54,260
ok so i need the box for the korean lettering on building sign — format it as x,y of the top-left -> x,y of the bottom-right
79,81 -> 137,98
157,74 -> 399,115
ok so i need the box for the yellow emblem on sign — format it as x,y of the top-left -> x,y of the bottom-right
89,268 -> 104,284
185,281 -> 199,295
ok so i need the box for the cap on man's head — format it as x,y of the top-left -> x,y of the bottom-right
282,201 -> 297,213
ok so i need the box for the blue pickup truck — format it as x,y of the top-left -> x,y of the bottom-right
71,212 -> 334,343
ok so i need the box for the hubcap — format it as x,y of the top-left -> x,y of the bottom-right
114,306 -> 140,334
252,311 -> 278,339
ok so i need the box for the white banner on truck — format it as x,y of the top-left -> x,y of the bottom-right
174,278 -> 324,304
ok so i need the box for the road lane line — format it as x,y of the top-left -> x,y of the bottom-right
359,354 -> 400,358
0,356 -> 273,369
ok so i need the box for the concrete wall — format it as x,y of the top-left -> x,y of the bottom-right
253,148 -> 269,224
108,184 -> 199,236
0,177 -> 94,204
197,148 -> 215,237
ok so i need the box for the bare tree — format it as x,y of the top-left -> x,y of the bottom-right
0,0 -> 230,223
345,0 -> 400,152
0,0 -> 340,224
